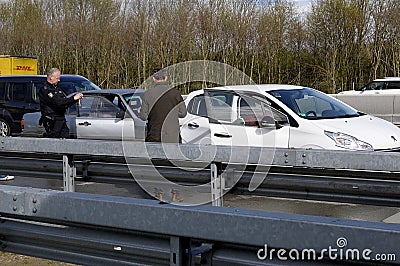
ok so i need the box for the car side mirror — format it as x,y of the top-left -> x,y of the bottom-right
260,116 -> 276,129
116,110 -> 125,119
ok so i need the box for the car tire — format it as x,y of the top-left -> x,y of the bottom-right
0,119 -> 11,137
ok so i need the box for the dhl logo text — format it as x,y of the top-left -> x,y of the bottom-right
15,66 -> 34,71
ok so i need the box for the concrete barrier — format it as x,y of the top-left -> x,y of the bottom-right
332,94 -> 400,126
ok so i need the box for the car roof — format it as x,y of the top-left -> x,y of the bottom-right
372,77 -> 400,82
0,75 -> 45,78
83,88 -> 145,95
60,74 -> 90,80
0,74 -> 89,80
206,84 -> 307,92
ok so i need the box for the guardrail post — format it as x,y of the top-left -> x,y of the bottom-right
211,162 -> 223,207
170,236 -> 191,266
81,159 -> 91,181
190,243 -> 213,265
63,155 -> 75,192
170,237 -> 213,266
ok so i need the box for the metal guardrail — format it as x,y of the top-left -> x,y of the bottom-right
2,137 -> 400,170
2,137 -> 400,206
1,137 -> 400,265
0,185 -> 399,265
2,153 -> 400,206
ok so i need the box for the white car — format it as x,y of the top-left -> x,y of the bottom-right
180,84 -> 400,151
339,77 -> 400,95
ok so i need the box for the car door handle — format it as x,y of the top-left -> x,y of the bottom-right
188,122 -> 199,128
214,132 -> 232,138
78,121 -> 91,126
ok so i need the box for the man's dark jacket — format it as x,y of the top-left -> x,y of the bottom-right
139,82 -> 187,143
39,81 -> 76,118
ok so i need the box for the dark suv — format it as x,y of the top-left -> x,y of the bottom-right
0,75 -> 101,136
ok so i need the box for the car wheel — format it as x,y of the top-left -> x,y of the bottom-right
0,119 -> 11,137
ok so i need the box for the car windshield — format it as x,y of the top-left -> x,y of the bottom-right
267,88 -> 361,119
57,80 -> 101,94
72,80 -> 101,92
75,80 -> 101,92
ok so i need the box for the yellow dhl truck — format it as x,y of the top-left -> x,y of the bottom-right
0,55 -> 38,75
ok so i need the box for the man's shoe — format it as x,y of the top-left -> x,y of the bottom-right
154,188 -> 164,201
171,189 -> 183,202
0,175 -> 14,181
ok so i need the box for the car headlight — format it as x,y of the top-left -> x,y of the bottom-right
324,131 -> 374,151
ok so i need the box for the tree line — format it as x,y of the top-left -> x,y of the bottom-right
1,0 -> 399,93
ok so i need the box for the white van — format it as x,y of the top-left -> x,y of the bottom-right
180,84 -> 400,151
339,77 -> 400,95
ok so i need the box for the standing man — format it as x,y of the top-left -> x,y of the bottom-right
39,68 -> 83,138
139,67 -> 187,143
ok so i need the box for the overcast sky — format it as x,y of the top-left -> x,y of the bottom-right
293,0 -> 312,12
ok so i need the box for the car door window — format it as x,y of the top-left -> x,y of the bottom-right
208,91 -> 278,126
188,93 -> 234,120
238,93 -> 289,127
128,97 -> 142,116
0,82 -> 5,101
77,96 -> 95,117
32,82 -> 44,103
238,95 -> 265,126
365,81 -> 384,90
386,82 -> 400,89
187,95 -> 208,116
189,91 -> 288,128
96,97 -> 121,118
206,91 -> 235,122
78,95 -> 121,118
9,83 -> 28,102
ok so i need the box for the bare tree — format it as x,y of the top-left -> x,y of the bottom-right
0,0 -> 397,92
